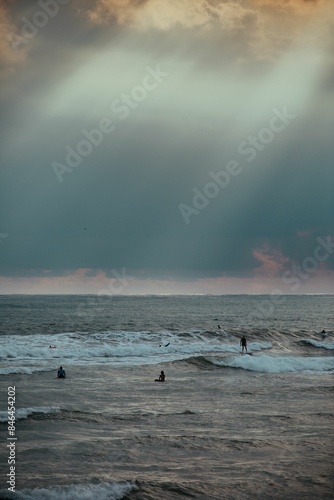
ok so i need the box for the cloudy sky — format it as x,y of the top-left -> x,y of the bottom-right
0,0 -> 333,294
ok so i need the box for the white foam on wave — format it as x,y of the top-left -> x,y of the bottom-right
0,366 -> 52,375
1,481 -> 136,500
209,354 -> 334,373
0,331 -> 272,372
302,339 -> 334,350
0,406 -> 60,423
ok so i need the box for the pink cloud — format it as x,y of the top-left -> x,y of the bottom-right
1,269 -> 333,295
252,245 -> 289,277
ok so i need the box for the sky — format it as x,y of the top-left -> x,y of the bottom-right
0,0 -> 333,294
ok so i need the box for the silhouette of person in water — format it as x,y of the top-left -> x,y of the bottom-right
57,366 -> 66,378
321,329 -> 327,339
155,371 -> 165,382
240,336 -> 247,354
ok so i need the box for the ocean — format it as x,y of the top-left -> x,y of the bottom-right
0,294 -> 333,499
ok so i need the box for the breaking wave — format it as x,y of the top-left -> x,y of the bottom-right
200,354 -> 334,373
0,331 -> 272,373
0,406 -> 60,423
0,481 -> 136,500
300,339 -> 334,350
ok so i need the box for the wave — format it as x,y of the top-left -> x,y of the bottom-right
0,481 -> 136,500
0,366 -> 53,375
200,354 -> 334,373
182,355 -> 218,369
300,339 -> 334,350
0,406 -> 60,423
0,332 -> 272,372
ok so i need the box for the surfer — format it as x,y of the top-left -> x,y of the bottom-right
155,370 -> 165,382
217,325 -> 221,329
57,366 -> 66,378
321,329 -> 327,339
240,336 -> 247,354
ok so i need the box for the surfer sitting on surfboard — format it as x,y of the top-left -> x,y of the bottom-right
57,366 -> 66,378
240,336 -> 247,354
155,371 -> 165,382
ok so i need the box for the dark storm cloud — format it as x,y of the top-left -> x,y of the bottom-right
0,0 -> 333,291
1,102 -> 333,279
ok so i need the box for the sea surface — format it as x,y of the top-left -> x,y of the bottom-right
0,294 -> 333,499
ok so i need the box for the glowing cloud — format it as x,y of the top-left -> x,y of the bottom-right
75,0 -> 334,73
87,0 -> 255,30
0,1 -> 25,77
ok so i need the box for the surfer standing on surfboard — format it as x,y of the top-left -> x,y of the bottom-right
240,336 -> 247,354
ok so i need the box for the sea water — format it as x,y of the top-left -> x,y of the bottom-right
0,295 -> 333,499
